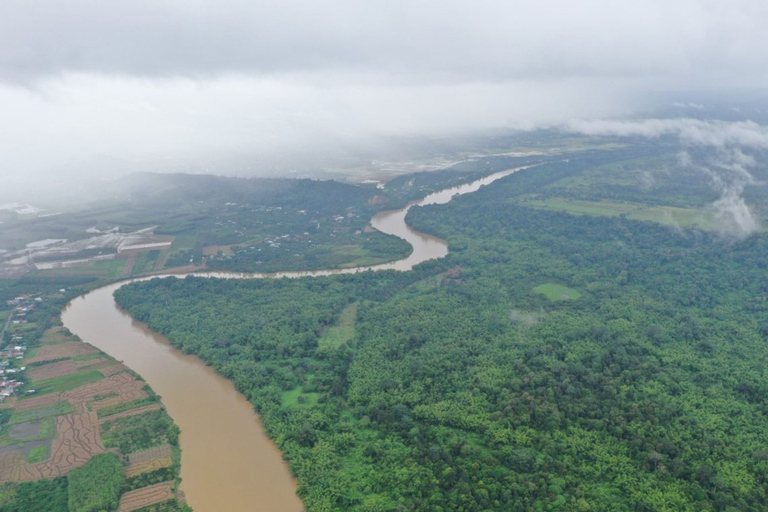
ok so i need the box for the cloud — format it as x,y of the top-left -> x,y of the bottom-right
2,0 -> 768,194
2,1 -> 768,86
565,118 -> 768,148
562,118 -> 765,238
0,73 -> 627,176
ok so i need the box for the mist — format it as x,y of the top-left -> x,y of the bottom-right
2,0 -> 768,200
561,118 -> 766,237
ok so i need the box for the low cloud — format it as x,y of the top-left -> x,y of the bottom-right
509,309 -> 545,327
563,118 -> 766,238
0,74 -> 628,177
565,118 -> 768,148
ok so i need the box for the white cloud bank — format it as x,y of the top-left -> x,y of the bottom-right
2,0 -> 768,193
563,119 -> 766,238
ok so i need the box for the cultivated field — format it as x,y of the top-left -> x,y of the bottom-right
0,412 -> 104,481
99,403 -> 163,424
125,443 -> 173,478
27,360 -> 80,381
0,313 -> 182,512
99,362 -> 132,377
117,481 -> 175,512
16,392 -> 61,412
62,371 -> 148,413
26,341 -> 99,363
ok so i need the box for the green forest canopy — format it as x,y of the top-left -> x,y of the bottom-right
116,149 -> 768,512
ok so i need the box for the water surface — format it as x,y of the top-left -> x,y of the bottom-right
61,166 -> 527,511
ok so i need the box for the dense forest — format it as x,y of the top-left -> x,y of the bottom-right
116,150 -> 768,511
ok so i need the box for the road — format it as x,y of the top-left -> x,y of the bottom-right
0,310 -> 12,346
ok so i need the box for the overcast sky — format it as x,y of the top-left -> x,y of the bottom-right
2,0 -> 768,179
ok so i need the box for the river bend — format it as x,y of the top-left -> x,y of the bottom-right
61,166 -> 526,512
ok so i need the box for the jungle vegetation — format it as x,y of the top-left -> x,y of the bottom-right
116,147 -> 768,511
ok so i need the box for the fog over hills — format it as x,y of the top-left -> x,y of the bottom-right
1,1 -> 768,192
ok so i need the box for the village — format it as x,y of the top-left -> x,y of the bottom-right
0,293 -> 47,402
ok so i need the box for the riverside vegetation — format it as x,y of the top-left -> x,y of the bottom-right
0,146 -> 552,512
115,143 -> 768,512
0,282 -> 189,512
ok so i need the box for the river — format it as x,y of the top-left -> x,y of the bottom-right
60,166 -> 527,512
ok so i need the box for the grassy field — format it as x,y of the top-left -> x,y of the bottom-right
22,371 -> 104,397
7,322 -> 38,336
26,445 -> 48,463
518,197 -> 721,231
168,235 -> 195,253
318,303 -> 358,349
631,206 -> 721,230
9,402 -> 74,425
33,259 -> 127,279
532,283 -> 581,301
131,251 -> 164,275
96,397 -> 157,418
39,328 -> 76,344
281,386 -> 320,409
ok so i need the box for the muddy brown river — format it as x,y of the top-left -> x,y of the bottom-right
60,167 -> 527,512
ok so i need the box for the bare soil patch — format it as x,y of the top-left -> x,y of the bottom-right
125,444 -> 173,478
9,421 -> 42,440
16,393 -> 60,412
26,342 -> 98,364
118,481 -> 174,512
0,453 -> 24,481
27,360 -> 79,381
99,363 -> 131,377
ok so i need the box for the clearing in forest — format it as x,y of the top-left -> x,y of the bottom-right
533,283 -> 582,301
318,303 -> 358,349
518,197 -> 721,231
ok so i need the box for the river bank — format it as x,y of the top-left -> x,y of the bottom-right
61,166 -> 529,511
